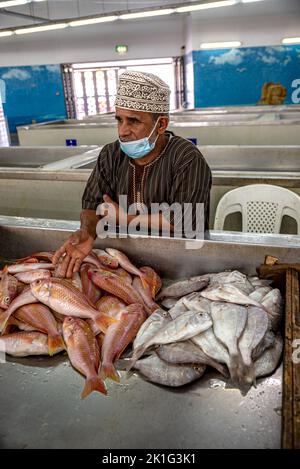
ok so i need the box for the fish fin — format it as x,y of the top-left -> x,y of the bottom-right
100,363 -> 120,383
139,272 -> 150,292
2,323 -> 14,335
216,363 -> 230,378
0,310 -> 12,334
48,334 -> 65,356
81,376 -> 107,399
94,313 -> 118,333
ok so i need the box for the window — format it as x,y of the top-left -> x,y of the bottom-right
71,57 -> 182,119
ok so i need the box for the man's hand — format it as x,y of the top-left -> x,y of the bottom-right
52,229 -> 94,278
98,194 -> 128,225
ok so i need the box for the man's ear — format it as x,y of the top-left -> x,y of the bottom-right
158,116 -> 169,134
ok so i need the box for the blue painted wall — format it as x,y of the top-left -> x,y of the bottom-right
192,45 -> 300,108
0,64 -> 67,133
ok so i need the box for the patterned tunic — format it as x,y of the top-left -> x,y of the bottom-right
82,132 -> 212,235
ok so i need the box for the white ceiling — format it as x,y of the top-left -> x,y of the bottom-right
0,0 -> 299,29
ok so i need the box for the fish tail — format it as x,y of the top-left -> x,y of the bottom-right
138,271 -> 150,291
95,313 -> 118,333
228,354 -> 240,383
81,376 -> 107,399
100,362 -> 120,383
125,347 -> 144,372
48,334 -> 65,356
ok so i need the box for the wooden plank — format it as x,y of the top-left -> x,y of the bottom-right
291,270 -> 300,449
282,269 -> 294,448
258,264 -> 300,278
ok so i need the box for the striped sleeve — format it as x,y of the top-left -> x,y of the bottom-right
168,149 -> 212,233
82,145 -> 115,210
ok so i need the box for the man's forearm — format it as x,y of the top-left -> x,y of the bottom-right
80,209 -> 100,239
127,212 -> 174,233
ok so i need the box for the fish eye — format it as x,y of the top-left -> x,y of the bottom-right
4,296 -> 10,304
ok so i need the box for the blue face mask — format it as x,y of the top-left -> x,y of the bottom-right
119,118 -> 160,159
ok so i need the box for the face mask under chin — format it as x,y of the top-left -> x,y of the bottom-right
119,118 -> 160,159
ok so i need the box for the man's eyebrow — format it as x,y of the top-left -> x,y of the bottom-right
115,115 -> 142,122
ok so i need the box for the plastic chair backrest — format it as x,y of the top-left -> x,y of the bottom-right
214,184 -> 300,234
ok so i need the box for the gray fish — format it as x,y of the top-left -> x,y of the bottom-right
132,308 -> 171,352
134,354 -> 206,387
182,293 -> 212,314
248,277 -> 273,288
129,311 -> 212,370
201,284 -> 265,309
160,297 -> 180,309
143,311 -> 212,347
261,289 -> 283,331
211,302 -> 248,381
254,334 -> 283,378
168,298 -> 188,319
237,306 -> 269,387
156,275 -> 209,300
209,270 -> 254,295
128,308 -> 171,370
249,287 -> 272,303
191,327 -> 230,367
252,330 -> 275,361
239,307 -> 269,368
157,340 -> 228,376
211,302 -> 248,356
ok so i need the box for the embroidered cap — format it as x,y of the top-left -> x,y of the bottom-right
115,70 -> 170,113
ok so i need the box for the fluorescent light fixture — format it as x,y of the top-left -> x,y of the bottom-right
0,0 -> 29,7
120,8 -> 174,20
282,37 -> 300,45
176,0 -> 237,13
72,57 -> 173,69
15,23 -> 68,34
200,41 -> 242,48
0,30 -> 14,37
0,0 -> 47,4
69,15 -> 118,27
241,0 -> 264,3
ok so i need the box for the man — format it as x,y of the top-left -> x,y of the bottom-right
53,70 -> 211,277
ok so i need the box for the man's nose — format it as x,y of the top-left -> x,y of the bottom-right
118,121 -> 131,139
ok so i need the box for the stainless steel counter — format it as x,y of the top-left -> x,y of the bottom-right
0,146 -> 100,170
0,145 -> 299,230
17,110 -> 300,146
1,216 -> 296,448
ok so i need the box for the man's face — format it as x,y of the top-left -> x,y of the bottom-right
115,107 -> 157,142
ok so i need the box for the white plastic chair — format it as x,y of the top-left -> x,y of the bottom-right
214,184 -> 300,234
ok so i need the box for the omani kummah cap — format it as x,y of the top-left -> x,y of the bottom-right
115,70 -> 170,113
